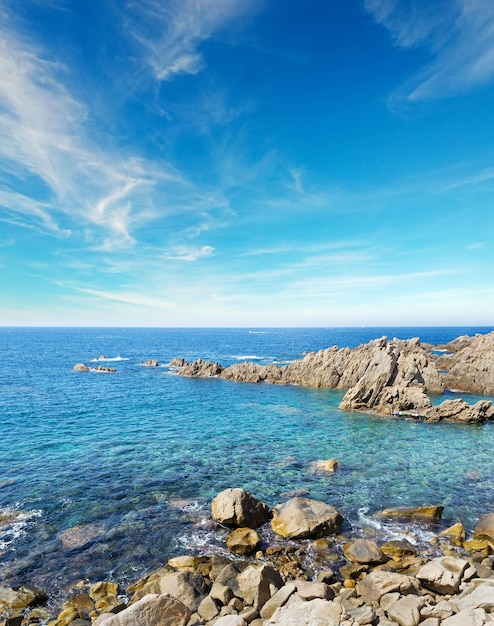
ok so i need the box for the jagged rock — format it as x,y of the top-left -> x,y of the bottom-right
259,583 -> 296,620
416,556 -> 475,594
141,360 -> 159,367
356,571 -> 420,604
381,506 -> 444,522
94,594 -> 190,626
438,331 -> 494,395
237,564 -> 283,611
211,489 -> 270,528
170,332 -> 494,422
440,522 -> 466,543
175,358 -> 224,377
343,539 -> 387,565
474,513 -> 494,547
426,399 -> 492,424
226,528 -> 261,555
271,497 -> 344,539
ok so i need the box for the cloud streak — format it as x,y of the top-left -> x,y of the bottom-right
125,0 -> 259,82
365,0 -> 494,102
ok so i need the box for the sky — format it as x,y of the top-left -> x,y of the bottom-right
1,0 -> 494,327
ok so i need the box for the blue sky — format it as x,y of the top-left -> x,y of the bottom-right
1,0 -> 494,326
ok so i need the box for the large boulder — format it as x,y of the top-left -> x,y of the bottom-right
416,556 -> 476,594
356,571 -> 420,604
131,571 -> 208,612
473,513 -> 494,547
264,596 -> 344,626
211,488 -> 270,528
95,594 -> 190,626
343,539 -> 387,564
271,497 -> 344,539
237,564 -> 283,611
226,528 -> 261,555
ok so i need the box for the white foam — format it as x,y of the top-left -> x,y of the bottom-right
0,507 -> 42,550
232,355 -> 267,361
90,356 -> 129,362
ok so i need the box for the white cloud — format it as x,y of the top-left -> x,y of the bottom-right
125,0 -> 260,82
162,245 -> 215,262
365,0 -> 494,101
0,9 -> 234,251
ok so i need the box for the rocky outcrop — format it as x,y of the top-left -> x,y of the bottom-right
73,363 -> 117,373
170,332 -> 494,423
436,331 -> 494,395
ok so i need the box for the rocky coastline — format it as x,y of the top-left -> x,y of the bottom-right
169,331 -> 494,424
3,488 -> 494,626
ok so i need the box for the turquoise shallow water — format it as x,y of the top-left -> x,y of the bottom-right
0,326 -> 493,597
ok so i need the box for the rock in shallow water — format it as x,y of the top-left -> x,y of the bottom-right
271,497 -> 344,539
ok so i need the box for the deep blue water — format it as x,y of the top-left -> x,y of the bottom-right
0,326 -> 493,598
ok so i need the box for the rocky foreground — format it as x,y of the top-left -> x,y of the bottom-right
170,331 -> 494,423
3,488 -> 494,626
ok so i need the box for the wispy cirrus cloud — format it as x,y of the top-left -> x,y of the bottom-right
0,5 -> 234,252
365,0 -> 494,102
125,0 -> 260,82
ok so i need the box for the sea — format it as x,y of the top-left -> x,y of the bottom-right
1,326 -> 494,602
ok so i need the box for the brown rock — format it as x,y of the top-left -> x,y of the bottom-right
474,513 -> 494,548
94,594 -> 190,626
271,497 -> 344,539
343,539 -> 387,565
212,488 -> 270,528
380,539 -> 418,560
226,528 -> 261,555
381,505 -> 444,522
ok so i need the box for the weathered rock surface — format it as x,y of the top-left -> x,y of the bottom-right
343,538 -> 387,564
271,497 -> 344,539
211,488 -> 270,528
95,594 -> 190,626
381,505 -> 444,522
225,528 -> 261,555
474,513 -> 494,548
437,331 -> 494,395
170,332 -> 494,423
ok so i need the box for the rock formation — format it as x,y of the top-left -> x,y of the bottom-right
170,332 -> 494,423
436,331 -> 494,395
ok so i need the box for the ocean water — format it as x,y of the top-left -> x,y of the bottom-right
0,326 -> 493,599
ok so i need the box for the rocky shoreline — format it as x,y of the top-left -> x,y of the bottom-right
2,488 -> 494,626
169,331 -> 494,424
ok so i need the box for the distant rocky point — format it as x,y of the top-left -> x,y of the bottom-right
169,331 -> 494,424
